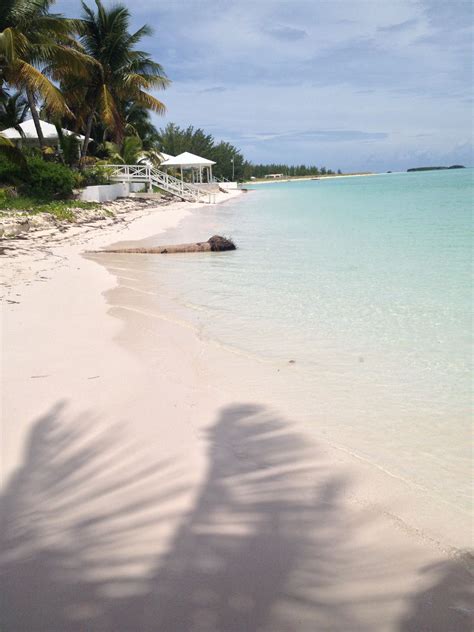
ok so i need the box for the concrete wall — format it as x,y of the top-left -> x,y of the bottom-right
198,181 -> 239,191
219,181 -> 238,190
130,183 -> 146,193
79,182 -> 145,203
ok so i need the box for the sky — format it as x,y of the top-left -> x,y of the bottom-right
56,0 -> 473,172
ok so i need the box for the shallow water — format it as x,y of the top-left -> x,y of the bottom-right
146,170 -> 473,516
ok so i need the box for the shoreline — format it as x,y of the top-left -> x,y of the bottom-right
97,194 -> 471,554
246,173 -> 378,185
0,189 -> 242,299
1,187 -> 472,630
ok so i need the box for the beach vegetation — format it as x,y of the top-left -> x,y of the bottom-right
407,165 -> 465,172
0,149 -> 25,181
102,135 -> 143,165
56,130 -> 82,167
76,164 -> 110,187
0,189 -> 98,220
0,133 -> 27,168
156,123 -> 247,180
211,141 -> 245,181
23,156 -> 75,198
0,152 -> 75,198
152,185 -> 170,196
157,123 -> 215,159
123,102 -> 161,150
247,163 -> 335,179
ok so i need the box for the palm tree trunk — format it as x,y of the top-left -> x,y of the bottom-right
54,124 -> 66,165
26,88 -> 45,150
92,236 -> 236,254
81,111 -> 95,158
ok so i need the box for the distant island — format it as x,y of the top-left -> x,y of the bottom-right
407,165 -> 465,172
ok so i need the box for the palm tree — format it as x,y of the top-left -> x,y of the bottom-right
0,90 -> 29,133
0,0 -> 89,150
124,102 -> 160,150
101,135 -> 163,166
103,135 -> 143,165
75,0 -> 169,157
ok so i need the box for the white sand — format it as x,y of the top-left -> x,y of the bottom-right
1,189 -> 472,632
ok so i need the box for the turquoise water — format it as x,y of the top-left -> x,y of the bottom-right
153,170 -> 473,514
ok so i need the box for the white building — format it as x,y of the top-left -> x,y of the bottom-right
160,151 -> 216,183
1,119 -> 84,146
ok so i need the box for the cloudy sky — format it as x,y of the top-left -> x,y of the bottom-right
56,0 -> 473,171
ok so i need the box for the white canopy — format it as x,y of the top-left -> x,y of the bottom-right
138,151 -> 175,167
159,152 -> 174,162
1,119 -> 85,142
161,151 -> 215,168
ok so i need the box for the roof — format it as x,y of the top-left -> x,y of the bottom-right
160,151 -> 216,168
138,151 -> 175,167
159,152 -> 174,161
1,119 -> 85,141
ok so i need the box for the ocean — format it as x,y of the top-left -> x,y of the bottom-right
147,169 -> 473,518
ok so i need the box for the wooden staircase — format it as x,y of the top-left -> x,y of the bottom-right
104,165 -> 215,203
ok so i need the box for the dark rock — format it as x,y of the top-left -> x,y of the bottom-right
207,235 -> 236,251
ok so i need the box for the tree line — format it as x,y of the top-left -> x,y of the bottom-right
157,124 -> 340,181
248,164 -> 338,178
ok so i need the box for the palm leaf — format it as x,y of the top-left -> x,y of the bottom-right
98,84 -> 120,128
133,90 -> 166,115
15,60 -> 70,115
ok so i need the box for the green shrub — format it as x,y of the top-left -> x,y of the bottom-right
0,188 -> 9,206
0,154 -> 24,186
21,157 -> 75,199
81,165 -> 111,186
73,170 -> 85,188
59,134 -> 81,167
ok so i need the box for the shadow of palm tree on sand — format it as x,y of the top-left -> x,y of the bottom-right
1,402 -> 472,631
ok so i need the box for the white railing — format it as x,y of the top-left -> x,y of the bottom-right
103,165 -> 214,203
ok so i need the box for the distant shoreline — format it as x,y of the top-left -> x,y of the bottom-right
245,172 -> 377,184
407,165 -> 465,172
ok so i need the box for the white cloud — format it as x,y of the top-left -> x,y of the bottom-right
55,0 -> 473,170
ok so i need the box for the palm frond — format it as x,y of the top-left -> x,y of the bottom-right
0,27 -> 27,61
15,60 -> 70,115
133,90 -> 166,115
98,83 -> 119,128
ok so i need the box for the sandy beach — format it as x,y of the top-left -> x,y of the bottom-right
1,190 -> 472,632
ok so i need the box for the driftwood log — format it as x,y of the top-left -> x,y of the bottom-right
94,235 -> 236,255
